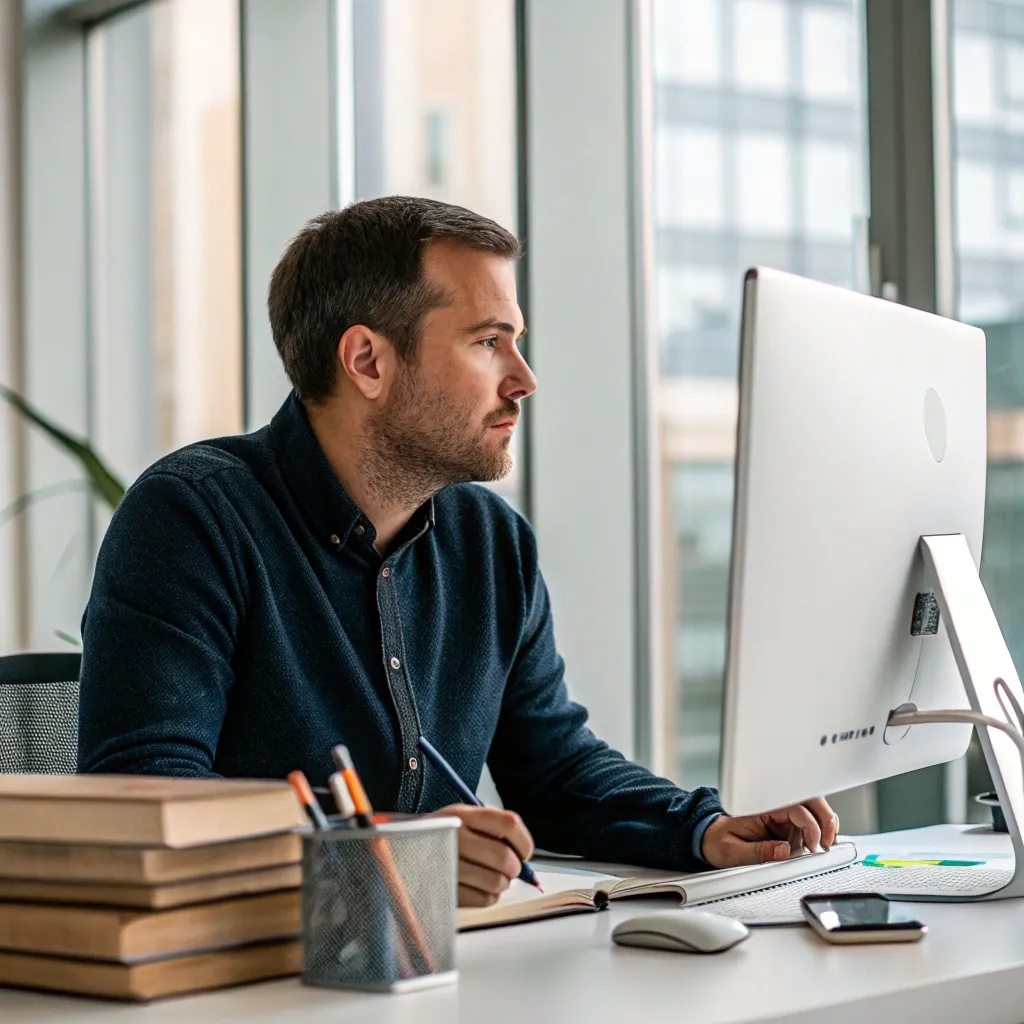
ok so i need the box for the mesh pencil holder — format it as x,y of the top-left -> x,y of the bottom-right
302,816 -> 460,993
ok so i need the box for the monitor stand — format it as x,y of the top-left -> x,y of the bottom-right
884,533 -> 1024,902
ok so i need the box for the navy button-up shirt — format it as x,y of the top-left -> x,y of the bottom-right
78,393 -> 723,870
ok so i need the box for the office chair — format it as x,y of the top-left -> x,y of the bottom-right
0,652 -> 81,773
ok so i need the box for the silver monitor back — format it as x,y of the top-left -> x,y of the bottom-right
720,268 -> 987,816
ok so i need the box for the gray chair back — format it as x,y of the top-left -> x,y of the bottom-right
0,653 -> 81,773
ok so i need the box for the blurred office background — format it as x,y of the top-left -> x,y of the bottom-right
0,0 -> 1020,831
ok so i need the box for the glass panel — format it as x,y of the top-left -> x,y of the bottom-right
347,0 -> 522,509
651,0 -> 869,788
21,0 -> 246,647
87,0 -> 242,490
950,0 -> 1024,818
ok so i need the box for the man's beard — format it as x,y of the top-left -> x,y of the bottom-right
360,360 -> 516,511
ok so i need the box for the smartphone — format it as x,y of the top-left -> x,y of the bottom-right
800,893 -> 926,944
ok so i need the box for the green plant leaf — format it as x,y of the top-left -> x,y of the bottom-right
0,383 -> 126,510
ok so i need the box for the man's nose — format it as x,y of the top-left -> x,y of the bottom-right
501,350 -> 537,402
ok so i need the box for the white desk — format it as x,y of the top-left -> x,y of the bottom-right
2,829 -> 1024,1024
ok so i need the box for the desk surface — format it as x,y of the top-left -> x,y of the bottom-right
2,828 -> 1023,1024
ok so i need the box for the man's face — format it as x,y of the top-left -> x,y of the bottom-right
370,239 -> 536,488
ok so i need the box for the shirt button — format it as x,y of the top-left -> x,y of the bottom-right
329,534 -> 340,546
354,524 -> 365,536
408,757 -> 418,770
390,656 -> 401,670
381,567 -> 390,578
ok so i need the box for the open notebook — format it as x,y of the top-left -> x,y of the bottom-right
457,842 -> 857,930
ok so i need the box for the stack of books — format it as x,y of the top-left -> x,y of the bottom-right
0,775 -> 307,1001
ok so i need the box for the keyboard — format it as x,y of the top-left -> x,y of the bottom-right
690,863 -> 1016,924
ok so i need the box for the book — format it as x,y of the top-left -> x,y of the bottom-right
0,831 -> 301,884
0,890 -> 301,961
0,940 -> 301,1001
0,863 -> 302,910
0,775 -> 306,848
457,842 -> 857,931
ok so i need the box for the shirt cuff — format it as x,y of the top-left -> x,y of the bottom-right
689,810 -> 724,868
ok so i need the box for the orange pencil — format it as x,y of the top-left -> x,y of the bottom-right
369,835 -> 437,974
330,745 -> 436,974
330,745 -> 374,828
287,770 -> 329,830
327,771 -> 357,821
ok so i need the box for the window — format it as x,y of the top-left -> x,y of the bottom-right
424,110 -> 448,186
803,141 -> 859,239
801,6 -> 856,102
7,0 -> 247,647
346,0 -> 521,508
1003,41 -> 1024,106
735,133 -> 793,235
651,0 -> 868,788
653,0 -> 721,86
951,0 -> 1024,815
87,0 -> 242,490
1005,169 -> 1024,225
956,161 -> 998,253
734,0 -> 789,95
954,34 -> 996,123
656,129 -> 725,229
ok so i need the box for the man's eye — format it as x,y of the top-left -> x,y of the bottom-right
479,336 -> 499,349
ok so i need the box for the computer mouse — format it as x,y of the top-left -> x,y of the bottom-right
611,910 -> 750,954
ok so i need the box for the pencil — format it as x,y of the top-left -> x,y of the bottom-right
329,745 -> 436,973
417,735 -> 544,893
287,770 -> 329,831
330,745 -> 374,828
328,771 -> 357,821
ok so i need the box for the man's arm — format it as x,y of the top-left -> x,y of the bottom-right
487,553 -> 723,873
78,470 -> 244,776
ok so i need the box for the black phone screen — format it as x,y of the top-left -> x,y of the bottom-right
801,894 -> 924,932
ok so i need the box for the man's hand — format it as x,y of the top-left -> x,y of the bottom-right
701,798 -> 839,868
434,804 -> 535,907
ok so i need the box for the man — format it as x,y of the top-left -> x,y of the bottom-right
79,197 -> 838,907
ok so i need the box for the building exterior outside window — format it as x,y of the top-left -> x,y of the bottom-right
951,0 -> 1024,813
651,0 -> 868,787
349,0 -> 520,507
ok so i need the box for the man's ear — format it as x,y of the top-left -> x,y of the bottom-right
337,324 -> 394,400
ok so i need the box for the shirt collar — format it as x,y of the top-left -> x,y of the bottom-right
268,391 -> 435,552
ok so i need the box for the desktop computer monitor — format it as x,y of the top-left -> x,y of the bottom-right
719,267 -> 989,818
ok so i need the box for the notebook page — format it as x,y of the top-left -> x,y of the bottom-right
457,868 -> 620,930
511,868 -> 619,905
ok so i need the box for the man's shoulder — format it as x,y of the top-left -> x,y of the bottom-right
133,429 -> 272,496
101,431 -> 279,561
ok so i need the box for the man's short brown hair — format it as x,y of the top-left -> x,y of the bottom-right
268,197 -> 523,402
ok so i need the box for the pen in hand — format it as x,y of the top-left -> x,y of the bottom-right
417,735 -> 544,893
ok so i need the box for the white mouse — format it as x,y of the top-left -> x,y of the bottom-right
611,910 -> 750,954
